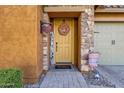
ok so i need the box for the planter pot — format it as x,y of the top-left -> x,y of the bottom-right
89,52 -> 100,59
88,52 -> 100,70
41,22 -> 52,34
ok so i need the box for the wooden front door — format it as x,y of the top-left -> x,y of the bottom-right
54,18 -> 74,64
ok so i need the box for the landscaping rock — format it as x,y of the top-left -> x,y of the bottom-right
82,69 -> 116,88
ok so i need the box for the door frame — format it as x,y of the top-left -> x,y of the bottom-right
49,12 -> 81,68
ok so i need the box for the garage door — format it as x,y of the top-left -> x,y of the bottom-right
94,23 -> 124,65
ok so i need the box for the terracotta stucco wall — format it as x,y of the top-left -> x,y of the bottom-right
0,5 -> 43,83
36,6 -> 43,81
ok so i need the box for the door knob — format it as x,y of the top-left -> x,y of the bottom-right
94,32 -> 100,34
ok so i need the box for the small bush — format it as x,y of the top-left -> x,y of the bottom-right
0,68 -> 23,88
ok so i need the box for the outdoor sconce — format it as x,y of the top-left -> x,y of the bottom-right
40,21 -> 52,34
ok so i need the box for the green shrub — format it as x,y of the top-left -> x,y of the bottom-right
0,68 -> 23,88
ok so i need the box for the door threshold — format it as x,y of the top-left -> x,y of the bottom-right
55,62 -> 72,65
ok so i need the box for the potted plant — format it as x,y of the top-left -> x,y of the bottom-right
40,21 -> 52,34
88,51 -> 100,70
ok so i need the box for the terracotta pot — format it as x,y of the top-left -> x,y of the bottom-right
89,52 -> 100,59
41,23 -> 52,33
88,52 -> 100,69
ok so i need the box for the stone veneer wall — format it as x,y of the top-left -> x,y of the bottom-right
42,6 -> 94,72
80,6 -> 94,72
42,13 -> 50,70
42,34 -> 50,70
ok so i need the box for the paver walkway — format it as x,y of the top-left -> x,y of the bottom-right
25,66 -> 88,88
40,67 -> 87,88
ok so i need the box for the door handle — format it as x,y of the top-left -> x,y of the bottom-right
94,32 -> 100,34
56,42 -> 58,52
111,40 -> 115,45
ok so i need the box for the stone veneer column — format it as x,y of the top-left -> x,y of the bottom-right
42,13 -> 50,71
80,6 -> 94,72
42,34 -> 50,70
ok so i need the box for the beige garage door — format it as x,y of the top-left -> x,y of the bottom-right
94,23 -> 124,65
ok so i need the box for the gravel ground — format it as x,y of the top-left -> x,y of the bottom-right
97,65 -> 124,88
82,69 -> 116,88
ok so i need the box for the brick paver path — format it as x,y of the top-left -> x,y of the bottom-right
40,67 -> 87,88
25,66 -> 87,88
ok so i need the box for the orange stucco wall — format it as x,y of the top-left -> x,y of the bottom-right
0,5 -> 43,83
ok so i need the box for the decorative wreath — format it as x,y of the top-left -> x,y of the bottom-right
58,20 -> 70,36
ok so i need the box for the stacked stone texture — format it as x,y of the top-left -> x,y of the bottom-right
42,6 -> 94,72
42,13 -> 50,70
80,6 -> 94,72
